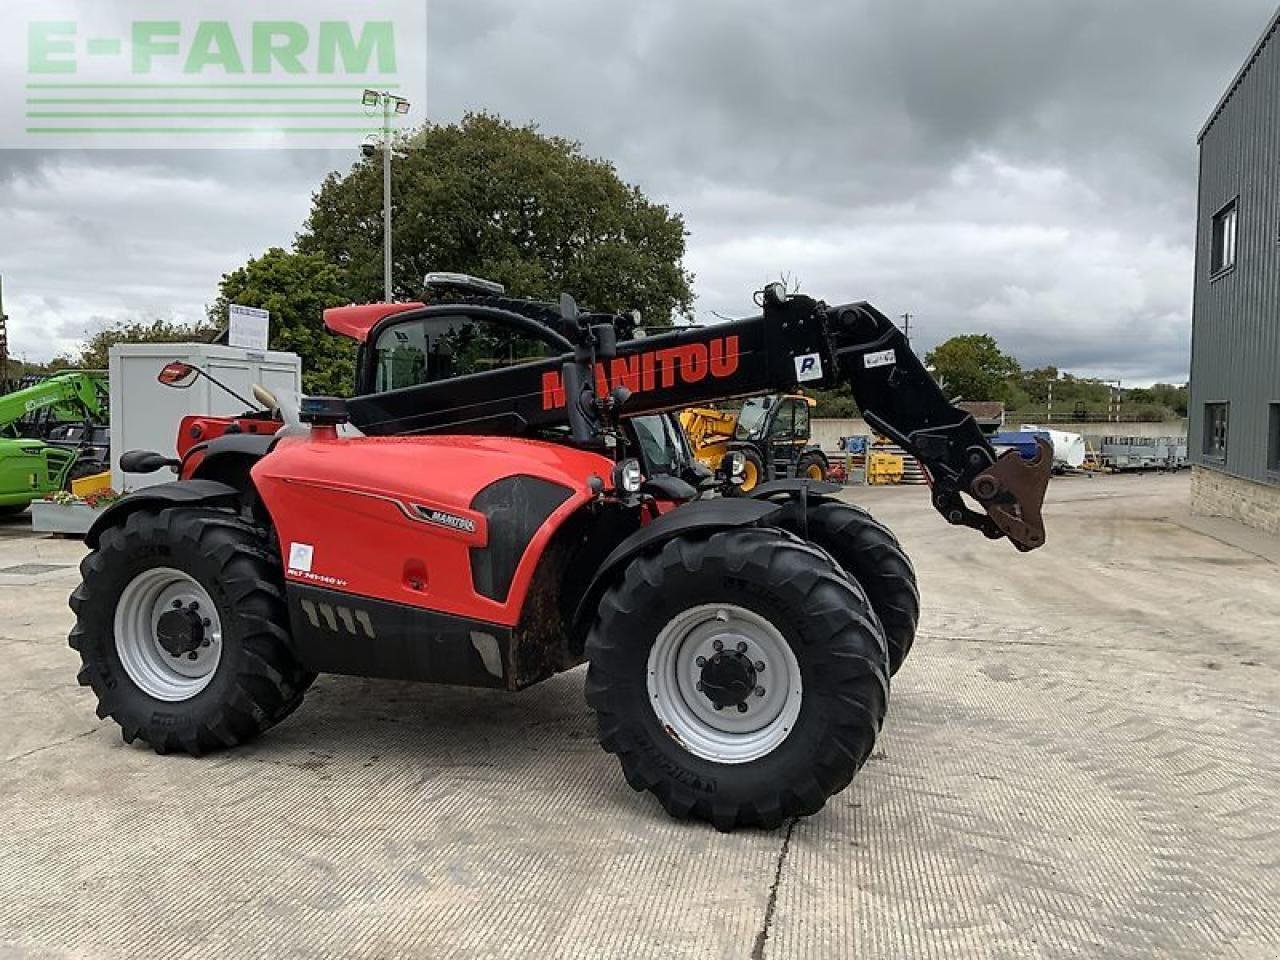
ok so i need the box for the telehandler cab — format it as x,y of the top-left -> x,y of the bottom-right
71,278 -> 1050,830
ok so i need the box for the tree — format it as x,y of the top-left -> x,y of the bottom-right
74,317 -> 219,370
924,334 -> 1021,403
297,112 -> 694,325
810,388 -> 859,418
211,248 -> 353,396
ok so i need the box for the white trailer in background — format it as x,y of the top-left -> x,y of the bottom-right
109,343 -> 301,493
1021,425 -> 1086,470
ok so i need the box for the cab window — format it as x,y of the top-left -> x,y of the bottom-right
793,401 -> 810,439
734,396 -> 772,441
371,313 -> 560,392
768,400 -> 798,439
631,415 -> 688,476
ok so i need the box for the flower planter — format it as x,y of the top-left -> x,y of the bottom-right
30,500 -> 105,537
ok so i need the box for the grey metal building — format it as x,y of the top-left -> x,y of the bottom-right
1190,7 -> 1280,535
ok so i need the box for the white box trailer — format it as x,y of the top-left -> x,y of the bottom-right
1021,424 -> 1087,469
109,343 -> 301,493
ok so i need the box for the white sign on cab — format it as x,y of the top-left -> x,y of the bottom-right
228,304 -> 270,352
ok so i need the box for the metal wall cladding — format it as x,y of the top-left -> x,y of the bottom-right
1192,13 -> 1280,486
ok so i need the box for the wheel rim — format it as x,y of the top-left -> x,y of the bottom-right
114,567 -> 223,702
646,603 -> 802,764
805,463 -> 824,480
741,460 -> 759,491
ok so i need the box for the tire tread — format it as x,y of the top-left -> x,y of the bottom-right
585,527 -> 888,831
67,506 -> 314,755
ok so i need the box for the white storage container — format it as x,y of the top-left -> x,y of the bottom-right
1021,424 -> 1087,469
109,343 -> 302,493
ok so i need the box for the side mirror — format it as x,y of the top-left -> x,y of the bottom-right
158,361 -> 198,389
559,293 -> 580,326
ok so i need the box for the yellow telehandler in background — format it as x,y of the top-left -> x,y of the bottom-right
679,394 -> 828,493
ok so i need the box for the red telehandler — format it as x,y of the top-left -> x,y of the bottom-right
70,278 -> 1049,830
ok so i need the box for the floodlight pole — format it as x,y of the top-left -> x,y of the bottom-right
364,90 -> 406,303
382,94 -> 394,303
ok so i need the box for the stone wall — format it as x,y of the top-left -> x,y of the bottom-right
1191,465 -> 1280,535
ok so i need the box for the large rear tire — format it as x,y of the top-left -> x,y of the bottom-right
585,528 -> 889,831
69,507 -> 314,755
774,499 -> 919,675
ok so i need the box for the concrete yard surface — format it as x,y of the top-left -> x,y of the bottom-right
0,473 -> 1277,959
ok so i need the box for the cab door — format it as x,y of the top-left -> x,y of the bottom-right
765,397 -> 808,479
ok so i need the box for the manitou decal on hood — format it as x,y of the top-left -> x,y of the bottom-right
417,507 -> 478,534
541,336 -> 742,410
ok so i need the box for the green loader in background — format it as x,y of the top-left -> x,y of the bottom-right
0,371 -> 108,516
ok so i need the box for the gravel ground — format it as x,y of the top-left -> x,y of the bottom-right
0,472 -> 1276,959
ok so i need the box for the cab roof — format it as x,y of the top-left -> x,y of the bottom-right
323,303 -> 425,343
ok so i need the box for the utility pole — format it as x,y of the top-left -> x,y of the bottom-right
361,90 -> 412,303
899,312 -> 912,343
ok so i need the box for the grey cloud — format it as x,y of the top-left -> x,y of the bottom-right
2,0 -> 1277,384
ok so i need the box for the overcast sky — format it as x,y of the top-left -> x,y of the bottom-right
2,0 -> 1276,384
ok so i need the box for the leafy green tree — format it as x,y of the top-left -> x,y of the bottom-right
810,388 -> 859,418
297,112 -> 694,324
1146,383 -> 1189,417
211,248 -> 353,395
925,334 -> 1021,402
75,317 -> 219,370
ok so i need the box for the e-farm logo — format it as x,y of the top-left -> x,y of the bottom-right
4,1 -> 427,148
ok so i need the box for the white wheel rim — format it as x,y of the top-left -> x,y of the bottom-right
646,603 -> 802,764
114,567 -> 223,702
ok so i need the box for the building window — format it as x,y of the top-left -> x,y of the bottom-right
1269,404 -> 1280,473
1203,403 -> 1229,459
1210,200 -> 1237,276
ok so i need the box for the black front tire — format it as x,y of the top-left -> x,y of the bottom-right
0,504 -> 29,518
585,528 -> 889,831
69,507 -> 314,755
795,450 -> 828,483
774,499 -> 920,675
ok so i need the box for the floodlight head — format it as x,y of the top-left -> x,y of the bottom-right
362,89 -> 380,107
394,98 -> 411,115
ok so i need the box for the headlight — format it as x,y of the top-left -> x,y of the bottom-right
721,451 -> 746,484
613,458 -> 644,494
